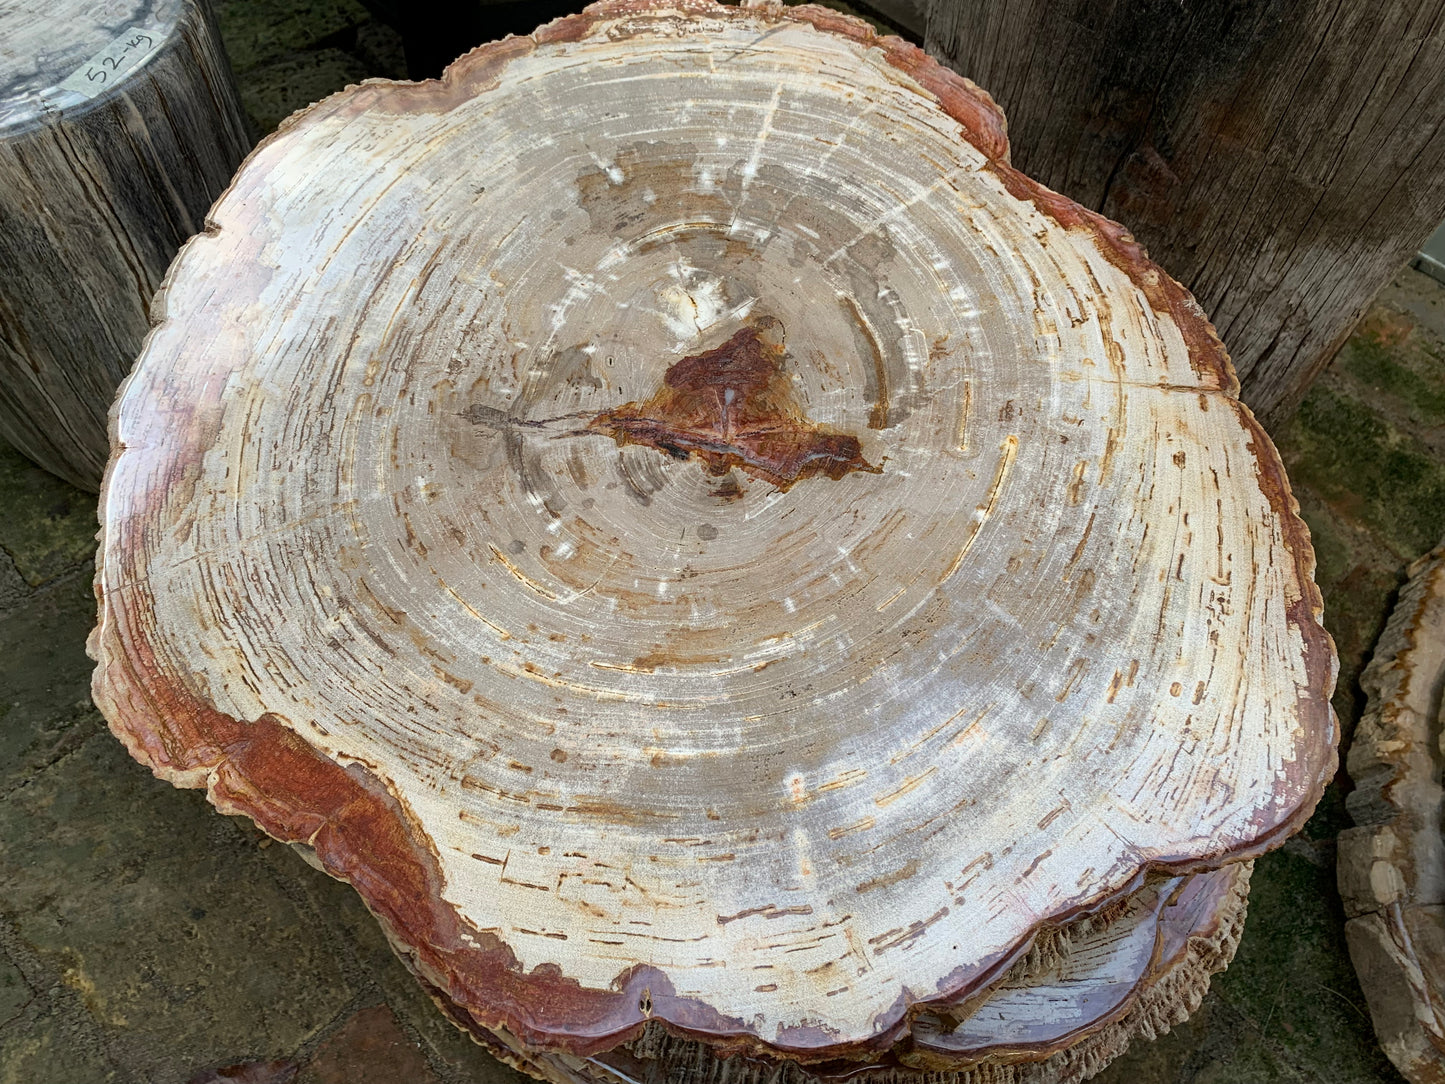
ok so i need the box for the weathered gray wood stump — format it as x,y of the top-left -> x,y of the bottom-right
924,0 -> 1445,428
1340,538 -> 1445,1084
0,0 -> 250,491
89,2 -> 1337,1080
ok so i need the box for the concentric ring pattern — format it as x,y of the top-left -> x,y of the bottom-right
92,0 -> 1335,1058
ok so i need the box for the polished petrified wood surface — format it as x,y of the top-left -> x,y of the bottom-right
90,0 -> 1336,1074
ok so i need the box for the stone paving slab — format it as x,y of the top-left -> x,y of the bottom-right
0,730 -> 358,1079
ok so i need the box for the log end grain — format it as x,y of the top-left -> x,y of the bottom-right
91,0 -> 1336,1068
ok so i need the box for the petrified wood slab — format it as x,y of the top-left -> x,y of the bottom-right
0,0 -> 250,490
1340,539 -> 1445,1084
90,0 -> 1335,1077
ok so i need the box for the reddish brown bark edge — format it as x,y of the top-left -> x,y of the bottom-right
90,0 -> 1338,1066
411,866 -> 1248,1077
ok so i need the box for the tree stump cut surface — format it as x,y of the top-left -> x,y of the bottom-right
0,0 -> 250,490
1340,539 -> 1445,1084
91,0 -> 1337,1072
923,0 -> 1445,427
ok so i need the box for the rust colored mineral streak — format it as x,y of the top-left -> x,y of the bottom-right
590,319 -> 878,489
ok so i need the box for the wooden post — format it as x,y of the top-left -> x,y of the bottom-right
89,2 -> 1336,1079
924,0 -> 1445,428
0,0 -> 250,491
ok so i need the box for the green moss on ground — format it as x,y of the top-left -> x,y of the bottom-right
1280,386 -> 1445,562
1334,312 -> 1445,432
216,0 -> 376,74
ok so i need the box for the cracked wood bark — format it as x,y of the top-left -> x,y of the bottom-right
1339,538 -> 1445,1084
0,0 -> 250,491
923,0 -> 1445,428
90,0 -> 1336,1077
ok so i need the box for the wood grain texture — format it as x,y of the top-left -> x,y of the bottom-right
90,0 -> 1334,1070
0,0 -> 250,490
923,0 -> 1445,427
1340,538 -> 1445,1084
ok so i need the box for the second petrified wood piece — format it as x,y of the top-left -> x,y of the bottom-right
1340,539 -> 1445,1084
91,0 -> 1336,1080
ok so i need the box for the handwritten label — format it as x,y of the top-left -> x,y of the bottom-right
56,27 -> 159,100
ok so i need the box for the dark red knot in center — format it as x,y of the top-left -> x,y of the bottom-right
589,320 -> 879,490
